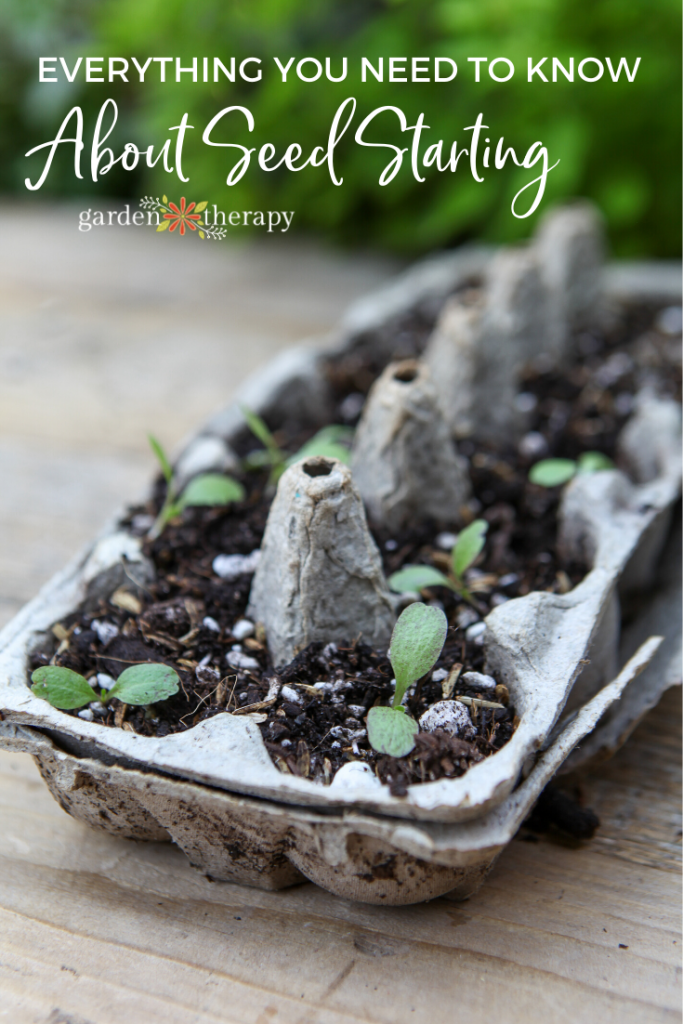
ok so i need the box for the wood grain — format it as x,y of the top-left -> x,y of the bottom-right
0,206 -> 396,630
0,688 -> 680,1024
0,209 -> 679,1023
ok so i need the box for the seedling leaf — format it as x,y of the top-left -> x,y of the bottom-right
243,449 -> 274,471
529,458 -> 577,487
30,679 -> 50,701
577,451 -> 615,474
388,565 -> 452,594
148,434 -> 174,485
367,706 -> 419,757
30,666 -> 98,710
179,473 -> 245,509
108,663 -> 180,705
289,442 -> 351,466
240,405 -> 278,456
287,425 -> 353,467
310,425 -> 354,444
240,405 -> 286,483
389,602 -> 448,706
452,519 -> 489,580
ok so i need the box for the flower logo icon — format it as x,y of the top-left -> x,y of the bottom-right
139,196 -> 226,240
160,196 -> 205,235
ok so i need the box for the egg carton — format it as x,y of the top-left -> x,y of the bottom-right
0,221 -> 680,902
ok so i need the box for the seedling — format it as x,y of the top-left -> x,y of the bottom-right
366,603 -> 448,758
287,424 -> 353,467
30,663 -> 180,711
241,405 -> 351,484
240,406 -> 287,483
529,450 -> 614,487
148,434 -> 245,537
388,519 -> 489,604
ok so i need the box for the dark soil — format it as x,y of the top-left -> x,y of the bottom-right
29,297 -> 681,790
524,783 -> 601,840
258,637 -> 516,791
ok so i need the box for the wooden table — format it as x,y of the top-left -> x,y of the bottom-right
0,208 -> 680,1023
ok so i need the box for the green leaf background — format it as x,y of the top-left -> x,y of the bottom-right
5,0 -> 679,257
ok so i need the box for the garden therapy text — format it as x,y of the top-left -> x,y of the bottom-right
25,98 -> 558,218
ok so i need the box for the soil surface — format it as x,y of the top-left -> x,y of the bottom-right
29,297 -> 681,789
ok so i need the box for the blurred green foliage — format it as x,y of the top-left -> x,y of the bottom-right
2,0 -> 680,255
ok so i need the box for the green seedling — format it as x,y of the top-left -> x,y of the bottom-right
367,603 -> 448,758
286,424 -> 353,467
529,451 -> 615,488
240,406 -> 287,483
148,434 -> 245,537
30,663 -> 180,711
388,519 -> 489,605
241,405 -> 351,484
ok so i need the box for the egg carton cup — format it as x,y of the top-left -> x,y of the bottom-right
0,637 -> 662,905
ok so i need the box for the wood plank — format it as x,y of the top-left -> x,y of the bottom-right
0,688 -> 679,1024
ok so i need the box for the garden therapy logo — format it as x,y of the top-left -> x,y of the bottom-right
77,199 -> 293,233
140,195 -> 227,239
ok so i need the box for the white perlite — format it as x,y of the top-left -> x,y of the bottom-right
91,621 -> 119,646
248,456 -> 395,666
213,550 -> 261,580
95,673 -> 116,691
231,619 -> 255,641
226,650 -> 260,672
82,532 -> 146,583
419,700 -> 474,739
461,671 -> 497,692
465,621 -> 487,643
330,760 -> 382,790
351,360 -> 471,531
